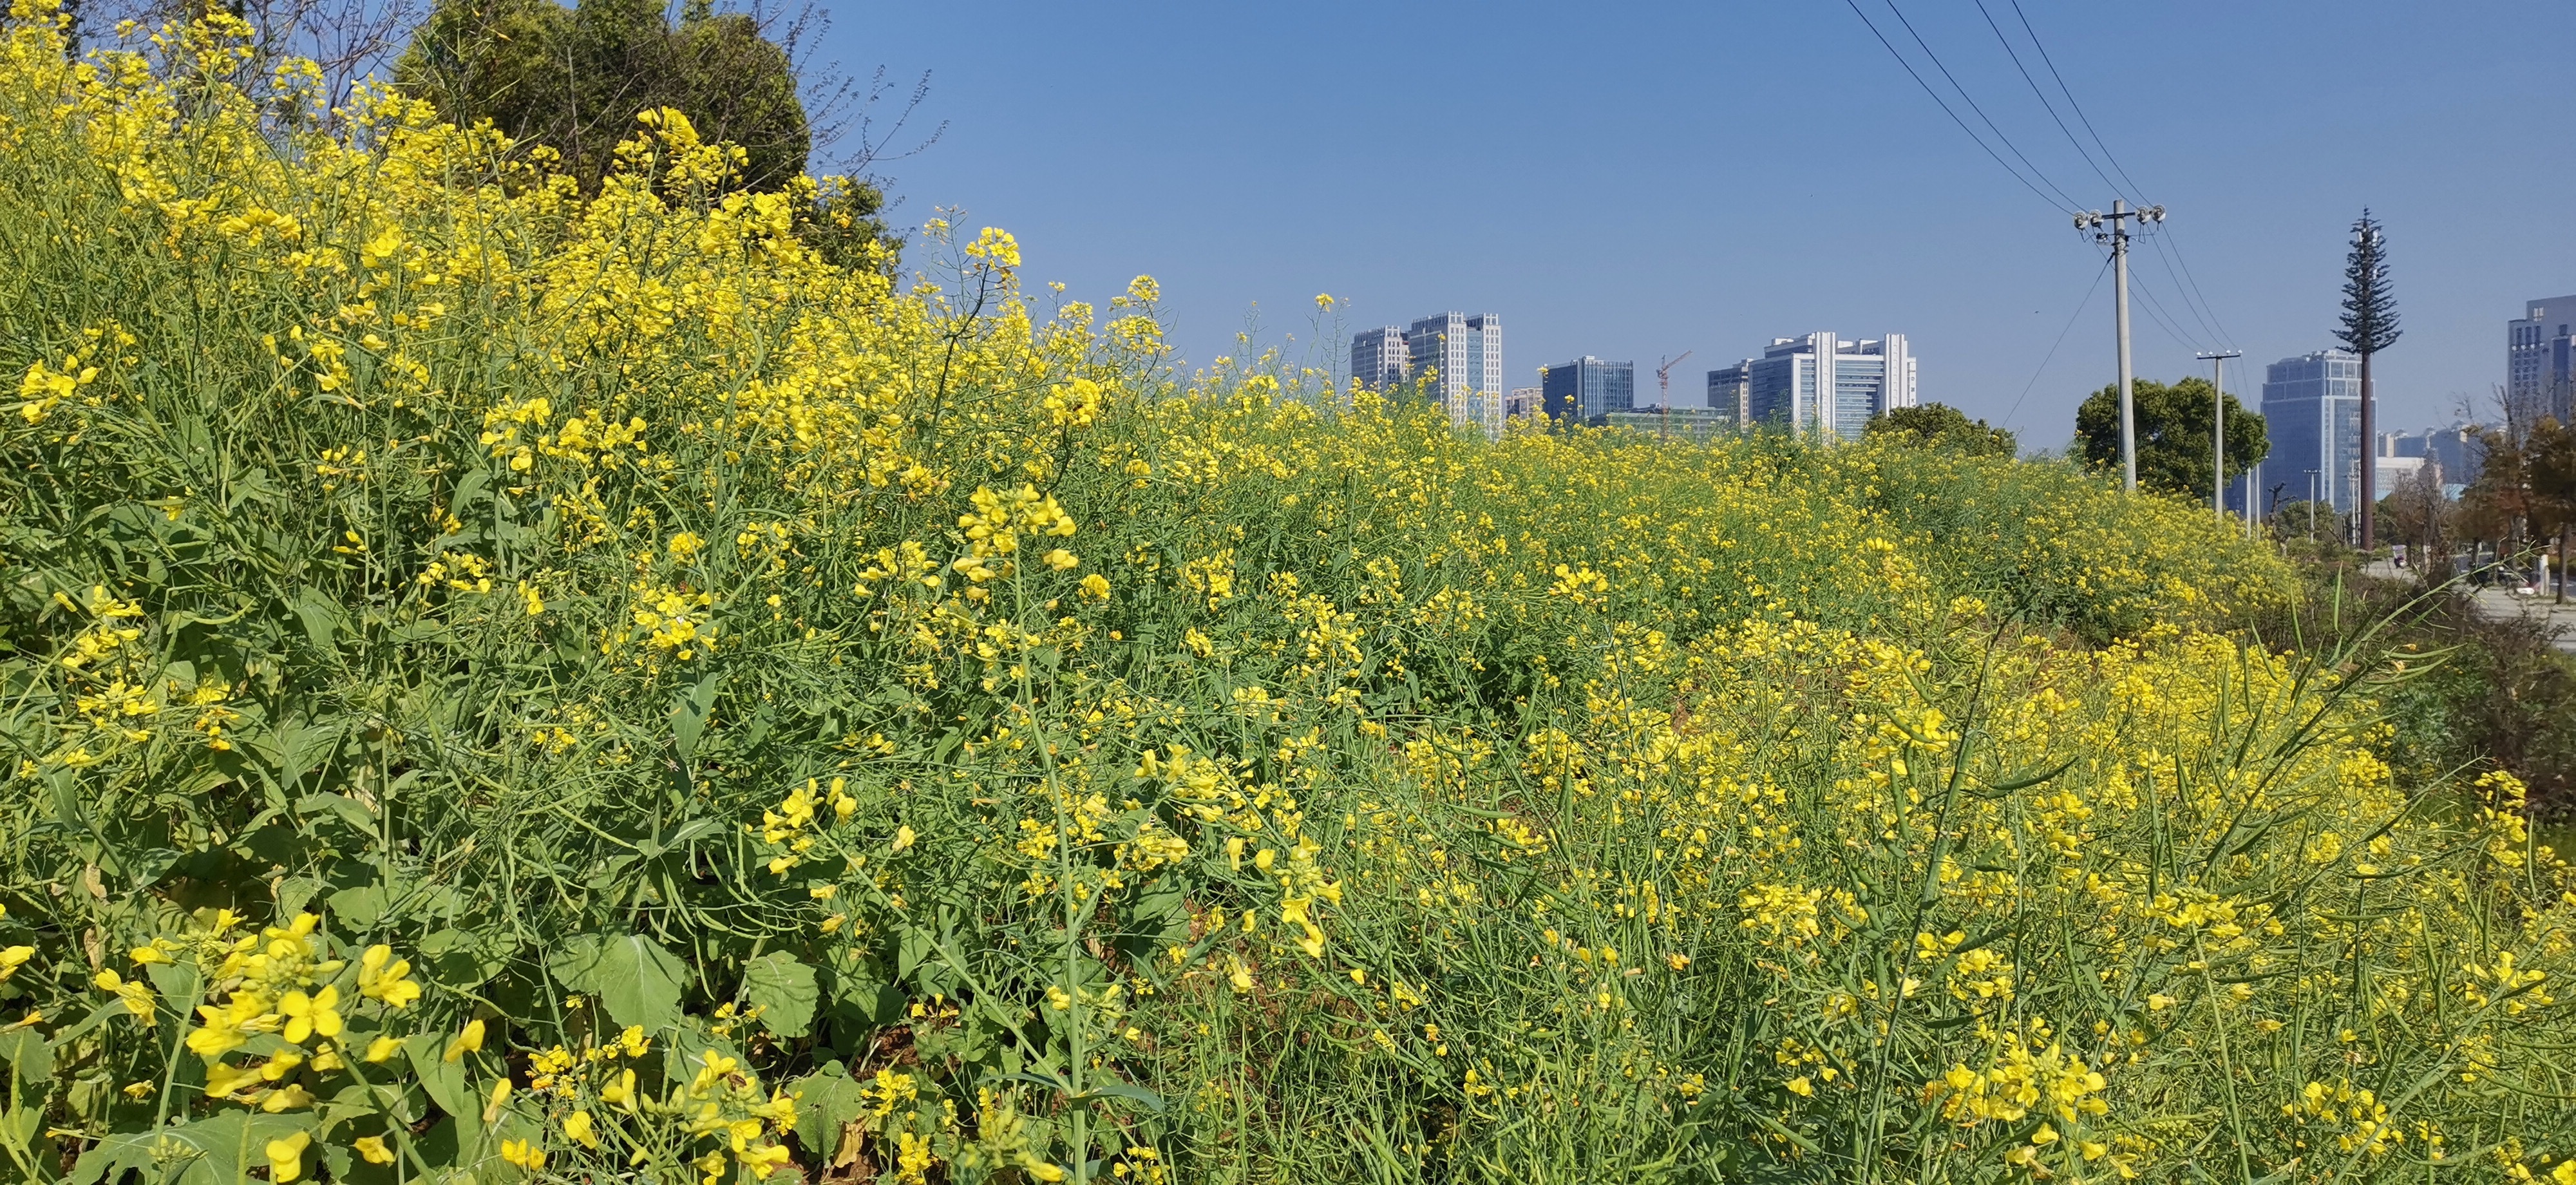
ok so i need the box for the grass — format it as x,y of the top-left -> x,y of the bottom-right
1,10 -> 2574,1184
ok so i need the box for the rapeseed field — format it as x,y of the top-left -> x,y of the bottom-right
1,8 -> 2571,1182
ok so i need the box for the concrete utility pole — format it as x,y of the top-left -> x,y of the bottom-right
2079,201 -> 2164,493
2198,350 -> 2242,524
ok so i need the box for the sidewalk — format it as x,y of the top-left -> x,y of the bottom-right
2362,560 -> 2576,654
2467,588 -> 2576,654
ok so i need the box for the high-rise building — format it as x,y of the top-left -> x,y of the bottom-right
1705,363 -> 1750,425
2508,295 -> 2576,424
1406,312 -> 1504,439
1540,357 -> 1634,422
2260,349 -> 2363,512
2382,425 -> 2485,489
2425,425 -> 2485,489
1349,327 -> 1410,393
1506,386 -> 1542,421
1728,332 -> 1915,441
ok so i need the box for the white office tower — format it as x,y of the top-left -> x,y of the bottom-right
1738,332 -> 1916,441
1406,312 -> 1505,439
1349,327 -> 1410,393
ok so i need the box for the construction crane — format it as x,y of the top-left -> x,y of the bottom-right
1656,351 -> 1693,439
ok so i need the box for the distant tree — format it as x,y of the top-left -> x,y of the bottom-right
397,0 -> 807,191
2336,211 -> 2401,548
2377,464 -> 2454,578
2072,376 -> 2268,500
2463,426 -> 2535,575
395,0 -> 907,270
2528,418 -> 2576,600
2270,498 -> 2336,544
1866,403 -> 2017,457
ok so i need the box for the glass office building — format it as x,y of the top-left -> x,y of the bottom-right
1730,332 -> 1916,441
1540,357 -> 1635,422
1349,327 -> 1410,393
2508,295 -> 2576,424
1705,363 -> 1750,426
2260,349 -> 2363,513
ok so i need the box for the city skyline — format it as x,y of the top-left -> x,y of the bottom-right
832,2 -> 2571,451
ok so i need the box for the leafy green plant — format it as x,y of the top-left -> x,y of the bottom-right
0,9 -> 2570,1185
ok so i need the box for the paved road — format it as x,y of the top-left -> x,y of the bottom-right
2467,588 -> 2576,654
2361,560 -> 2576,654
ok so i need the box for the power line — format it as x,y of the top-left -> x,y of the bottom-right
2007,0 -> 2148,200
2128,263 -> 2210,353
2005,252 -> 2112,426
1838,0 -> 2071,213
1875,0 -> 2083,210
2143,227 -> 2228,348
2148,222 -> 2237,350
2007,0 -> 2240,347
1968,0 -> 2122,198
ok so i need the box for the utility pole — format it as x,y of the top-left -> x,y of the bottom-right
2306,470 -> 2319,542
2079,201 -> 2163,493
2198,350 -> 2242,524
1656,352 -> 1693,439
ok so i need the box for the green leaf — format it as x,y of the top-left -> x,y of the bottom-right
404,1032 -> 473,1121
671,671 -> 721,760
545,933 -> 602,991
35,1001 -> 128,1050
143,958 -> 203,1006
73,1109 -> 316,1185
0,1028 -> 53,1081
319,1081 -> 386,1130
0,1102 -> 39,1157
276,874 -> 326,919
896,924 -> 934,981
296,791 -> 375,834
328,884 -> 390,929
788,1063 -> 866,1164
66,1132 -> 160,1185
447,463 -> 491,522
292,585 -> 346,654
741,951 -> 819,1038
566,933 -> 688,1032
417,927 -> 511,991
1078,1080 -> 1167,1114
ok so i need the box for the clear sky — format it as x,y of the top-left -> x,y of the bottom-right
818,1 -> 2575,449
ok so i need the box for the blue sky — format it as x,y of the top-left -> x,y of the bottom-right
819,1 -> 2573,448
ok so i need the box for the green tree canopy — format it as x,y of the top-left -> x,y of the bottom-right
2073,376 -> 2269,499
1866,403 -> 2017,457
396,0 -> 810,193
397,0 -> 902,271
